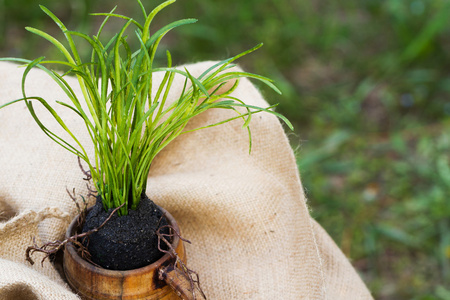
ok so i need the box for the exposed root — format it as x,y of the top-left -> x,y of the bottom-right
25,203 -> 124,267
78,157 -> 98,198
157,222 -> 207,300
66,188 -> 86,213
78,156 -> 92,181
65,158 -> 97,225
66,187 -> 89,229
86,183 -> 97,197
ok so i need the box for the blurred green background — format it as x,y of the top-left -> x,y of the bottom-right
1,0 -> 449,299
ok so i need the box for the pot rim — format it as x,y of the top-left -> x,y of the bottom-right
65,205 -> 180,276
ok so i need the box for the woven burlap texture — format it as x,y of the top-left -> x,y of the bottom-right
0,61 -> 372,299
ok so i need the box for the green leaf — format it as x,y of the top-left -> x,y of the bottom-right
376,223 -> 419,247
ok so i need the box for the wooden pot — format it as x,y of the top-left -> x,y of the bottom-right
63,206 -> 186,300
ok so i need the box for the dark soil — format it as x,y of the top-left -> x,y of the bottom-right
81,195 -> 169,270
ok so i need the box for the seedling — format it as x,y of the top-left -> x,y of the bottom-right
0,0 -> 292,217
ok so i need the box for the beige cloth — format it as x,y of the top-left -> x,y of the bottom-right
0,61 -> 372,299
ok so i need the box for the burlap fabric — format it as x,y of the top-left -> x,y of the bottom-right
0,61 -> 373,299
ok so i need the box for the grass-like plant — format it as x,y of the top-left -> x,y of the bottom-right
0,0 -> 292,216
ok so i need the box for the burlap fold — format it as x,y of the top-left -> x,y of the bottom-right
0,61 -> 372,299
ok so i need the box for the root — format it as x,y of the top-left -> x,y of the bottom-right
65,157 -> 97,224
25,203 -> 124,267
78,156 -> 92,181
157,222 -> 207,300
78,156 -> 97,198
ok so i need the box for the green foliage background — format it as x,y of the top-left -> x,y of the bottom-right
1,0 -> 449,298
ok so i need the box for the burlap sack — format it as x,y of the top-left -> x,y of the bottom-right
0,61 -> 373,299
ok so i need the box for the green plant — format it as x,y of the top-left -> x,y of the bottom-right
0,0 -> 292,216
